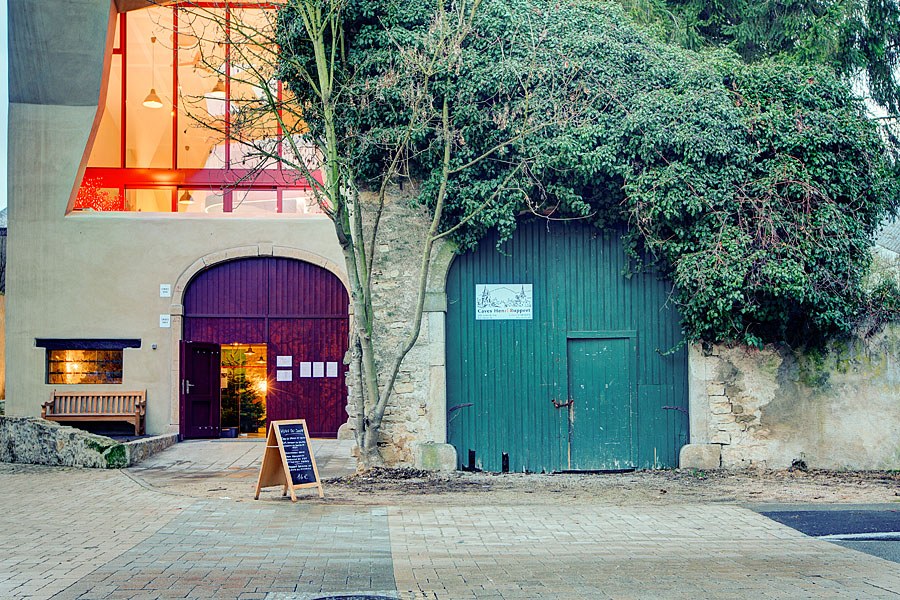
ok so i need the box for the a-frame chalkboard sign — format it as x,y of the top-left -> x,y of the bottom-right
254,419 -> 324,501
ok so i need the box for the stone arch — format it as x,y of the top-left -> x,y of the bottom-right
170,244 -> 350,312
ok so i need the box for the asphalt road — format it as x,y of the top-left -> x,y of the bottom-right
756,504 -> 900,564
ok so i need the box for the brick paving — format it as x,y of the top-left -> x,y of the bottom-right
387,505 -> 900,599
3,441 -> 900,600
54,503 -> 394,600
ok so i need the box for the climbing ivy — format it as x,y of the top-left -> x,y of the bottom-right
278,0 -> 900,347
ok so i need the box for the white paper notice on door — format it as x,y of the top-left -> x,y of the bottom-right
313,362 -> 325,378
326,362 -> 338,377
276,355 -> 292,368
276,369 -> 292,382
299,362 -> 312,378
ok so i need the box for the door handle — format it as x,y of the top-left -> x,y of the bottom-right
552,398 -> 573,409
183,380 -> 195,394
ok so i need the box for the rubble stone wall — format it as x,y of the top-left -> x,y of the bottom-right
0,416 -> 177,468
342,190 -> 453,465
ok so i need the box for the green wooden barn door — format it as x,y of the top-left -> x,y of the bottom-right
446,220 -> 688,472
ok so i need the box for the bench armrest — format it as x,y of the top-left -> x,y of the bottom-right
41,399 -> 55,419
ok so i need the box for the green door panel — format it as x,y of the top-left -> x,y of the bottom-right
446,220 -> 687,472
567,337 -> 636,470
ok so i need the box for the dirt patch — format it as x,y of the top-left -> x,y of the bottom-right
314,467 -> 900,506
113,462 -> 900,505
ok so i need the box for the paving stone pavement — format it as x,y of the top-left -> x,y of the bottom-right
4,452 -> 900,600
129,439 -> 357,481
387,505 -> 900,599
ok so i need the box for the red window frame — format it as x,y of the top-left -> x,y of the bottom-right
80,2 -> 315,214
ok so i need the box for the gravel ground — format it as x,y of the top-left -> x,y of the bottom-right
317,467 -> 900,506
107,461 -> 900,505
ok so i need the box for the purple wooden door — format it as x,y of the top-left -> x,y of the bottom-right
183,257 -> 349,437
180,341 -> 221,439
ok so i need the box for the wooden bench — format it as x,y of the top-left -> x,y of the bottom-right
42,390 -> 146,436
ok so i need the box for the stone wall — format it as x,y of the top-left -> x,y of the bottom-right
341,190 -> 453,466
0,416 -> 177,468
687,324 -> 900,469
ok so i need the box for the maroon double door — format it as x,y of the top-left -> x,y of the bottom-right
180,257 -> 349,438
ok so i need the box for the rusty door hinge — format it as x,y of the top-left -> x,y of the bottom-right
552,398 -> 574,409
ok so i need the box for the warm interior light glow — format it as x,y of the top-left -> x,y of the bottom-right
255,379 -> 267,394
245,347 -> 255,357
178,190 -> 194,205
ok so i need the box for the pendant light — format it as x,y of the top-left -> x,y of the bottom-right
256,356 -> 265,365
210,77 -> 226,96
143,36 -> 163,109
245,347 -> 255,357
178,190 -> 194,205
205,77 -> 227,116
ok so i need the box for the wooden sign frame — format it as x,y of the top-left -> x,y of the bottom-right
254,419 -> 324,501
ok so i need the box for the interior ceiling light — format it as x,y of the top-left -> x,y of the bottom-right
143,36 -> 164,109
245,347 -> 255,356
256,356 -> 265,364
205,77 -> 228,117
143,89 -> 163,109
210,77 -> 226,98
178,190 -> 194,205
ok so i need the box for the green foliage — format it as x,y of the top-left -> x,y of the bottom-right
617,0 -> 900,116
103,444 -> 128,469
277,0 -> 899,346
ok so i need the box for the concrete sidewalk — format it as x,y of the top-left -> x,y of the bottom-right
2,449 -> 900,599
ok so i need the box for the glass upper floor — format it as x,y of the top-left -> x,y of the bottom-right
76,2 -> 322,217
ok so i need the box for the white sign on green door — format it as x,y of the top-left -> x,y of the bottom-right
475,284 -> 533,320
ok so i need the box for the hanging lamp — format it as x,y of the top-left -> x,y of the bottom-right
245,347 -> 255,357
143,36 -> 164,109
210,77 -> 226,97
178,190 -> 194,205
205,76 -> 227,116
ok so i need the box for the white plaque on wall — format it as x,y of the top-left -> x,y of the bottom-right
276,369 -> 292,382
475,284 -> 533,320
326,362 -> 338,377
276,355 -> 292,368
159,314 -> 171,328
299,362 -> 312,378
159,284 -> 172,298
313,362 -> 325,378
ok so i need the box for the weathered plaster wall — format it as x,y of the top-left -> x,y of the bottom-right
689,324 -> 900,469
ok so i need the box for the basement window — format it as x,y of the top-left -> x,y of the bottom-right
37,339 -> 140,385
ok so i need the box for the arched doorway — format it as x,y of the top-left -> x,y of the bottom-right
445,220 -> 689,472
180,257 -> 349,439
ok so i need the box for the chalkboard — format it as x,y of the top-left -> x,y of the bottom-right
277,422 -> 317,485
254,419 -> 324,501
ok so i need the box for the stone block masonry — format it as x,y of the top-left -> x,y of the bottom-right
688,324 -> 900,469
